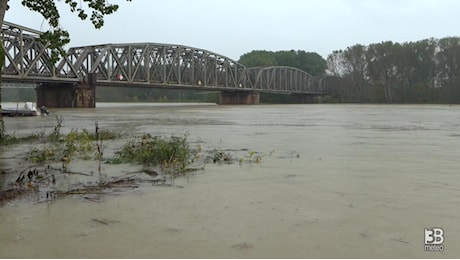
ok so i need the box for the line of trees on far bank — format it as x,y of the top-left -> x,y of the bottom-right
326,37 -> 460,103
238,50 -> 328,76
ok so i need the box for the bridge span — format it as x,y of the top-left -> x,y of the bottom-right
1,21 -> 334,107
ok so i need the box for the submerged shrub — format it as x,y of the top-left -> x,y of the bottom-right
26,129 -> 97,169
28,146 -> 56,163
109,134 -> 196,174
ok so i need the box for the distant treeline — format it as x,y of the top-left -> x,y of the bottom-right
238,50 -> 327,76
327,37 -> 460,103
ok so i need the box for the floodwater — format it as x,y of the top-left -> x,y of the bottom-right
1,103 -> 460,258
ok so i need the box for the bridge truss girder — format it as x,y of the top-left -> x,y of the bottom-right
1,21 -> 80,83
65,43 -> 253,90
249,66 -> 324,94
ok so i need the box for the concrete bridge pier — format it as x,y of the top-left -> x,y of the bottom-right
291,93 -> 320,104
36,74 -> 96,108
219,91 -> 260,105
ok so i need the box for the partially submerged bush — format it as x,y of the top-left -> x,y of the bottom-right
28,146 -> 56,164
27,129 -> 97,170
24,116 -> 122,168
108,134 -> 196,175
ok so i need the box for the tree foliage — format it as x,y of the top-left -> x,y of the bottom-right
239,50 -> 327,76
327,37 -> 460,103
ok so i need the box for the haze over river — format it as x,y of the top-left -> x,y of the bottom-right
1,103 -> 460,258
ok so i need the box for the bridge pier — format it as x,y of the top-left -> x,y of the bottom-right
36,74 -> 96,108
219,91 -> 260,105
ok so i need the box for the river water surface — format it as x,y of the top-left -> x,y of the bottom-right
1,103 -> 460,258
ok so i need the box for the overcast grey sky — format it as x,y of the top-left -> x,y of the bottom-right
5,0 -> 460,60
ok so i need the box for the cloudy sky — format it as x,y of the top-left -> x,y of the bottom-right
5,0 -> 460,60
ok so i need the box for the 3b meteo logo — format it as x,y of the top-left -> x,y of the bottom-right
424,227 -> 444,252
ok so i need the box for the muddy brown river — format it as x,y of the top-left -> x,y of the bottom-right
1,103 -> 460,258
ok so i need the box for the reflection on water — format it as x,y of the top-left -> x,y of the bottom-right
1,103 -> 460,258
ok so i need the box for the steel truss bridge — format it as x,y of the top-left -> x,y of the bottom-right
1,21 -> 334,95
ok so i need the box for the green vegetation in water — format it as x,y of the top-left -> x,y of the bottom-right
26,117 -> 122,171
28,128 -> 96,170
107,133 -> 199,176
